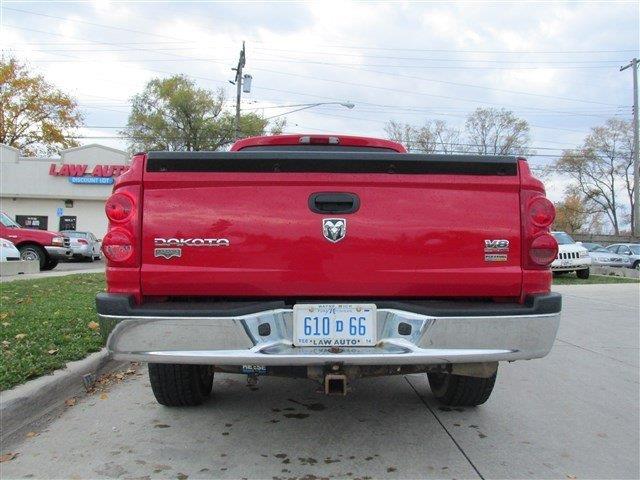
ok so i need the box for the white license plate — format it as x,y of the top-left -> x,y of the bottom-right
293,304 -> 377,347
561,260 -> 573,266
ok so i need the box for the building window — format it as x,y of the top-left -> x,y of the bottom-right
15,215 -> 48,230
59,216 -> 77,231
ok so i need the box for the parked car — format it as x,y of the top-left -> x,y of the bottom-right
551,231 -> 591,278
60,230 -> 102,261
584,244 -> 633,268
0,212 -> 72,270
605,243 -> 640,270
97,134 -> 562,408
0,238 -> 21,262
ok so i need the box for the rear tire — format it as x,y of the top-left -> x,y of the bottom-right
148,363 -> 214,407
18,244 -> 46,269
41,258 -> 59,271
427,370 -> 497,406
632,261 -> 640,271
576,268 -> 590,279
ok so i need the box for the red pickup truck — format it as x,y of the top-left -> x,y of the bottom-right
1,212 -> 72,270
97,134 -> 561,407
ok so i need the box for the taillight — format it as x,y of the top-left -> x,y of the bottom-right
105,193 -> 134,222
520,159 -> 557,270
102,228 -> 134,262
529,234 -> 558,266
529,197 -> 555,227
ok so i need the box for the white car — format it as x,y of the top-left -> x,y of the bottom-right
0,238 -> 21,262
551,231 -> 592,279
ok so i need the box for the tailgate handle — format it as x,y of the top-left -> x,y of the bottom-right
309,192 -> 360,214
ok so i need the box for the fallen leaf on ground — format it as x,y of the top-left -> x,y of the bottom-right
0,452 -> 18,462
99,393 -> 108,400
65,398 -> 77,407
47,349 -> 59,355
0,313 -> 8,320
2,340 -> 10,348
88,321 -> 100,331
26,432 -> 38,438
1,322 -> 9,327
14,333 -> 27,340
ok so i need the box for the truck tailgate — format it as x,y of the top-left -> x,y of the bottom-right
140,152 -> 522,298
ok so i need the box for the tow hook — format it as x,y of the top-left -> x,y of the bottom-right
324,373 -> 348,395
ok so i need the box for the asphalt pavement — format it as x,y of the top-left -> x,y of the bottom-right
2,284 -> 638,479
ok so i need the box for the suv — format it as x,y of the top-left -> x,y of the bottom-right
0,212 -> 71,270
97,134 -> 561,407
551,231 -> 591,278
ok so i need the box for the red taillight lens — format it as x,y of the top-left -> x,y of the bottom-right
102,228 -> 134,262
105,193 -> 134,222
529,197 -> 555,227
529,234 -> 558,266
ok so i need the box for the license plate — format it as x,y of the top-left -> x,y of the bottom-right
561,260 -> 572,266
293,304 -> 377,347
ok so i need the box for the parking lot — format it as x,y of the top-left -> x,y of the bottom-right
2,283 -> 638,479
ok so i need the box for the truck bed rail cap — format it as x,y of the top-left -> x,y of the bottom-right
145,151 -> 518,176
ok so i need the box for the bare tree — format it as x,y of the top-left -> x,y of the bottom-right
465,107 -> 530,155
555,119 -> 633,235
384,120 -> 464,153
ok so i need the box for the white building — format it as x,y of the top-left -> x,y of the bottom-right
1,144 -> 130,237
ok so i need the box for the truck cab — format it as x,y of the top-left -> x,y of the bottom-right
0,212 -> 72,270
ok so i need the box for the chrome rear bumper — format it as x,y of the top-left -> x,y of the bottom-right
98,295 -> 561,366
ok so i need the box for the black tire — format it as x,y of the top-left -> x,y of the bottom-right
41,258 -> 59,271
427,370 -> 497,406
632,261 -> 640,271
18,244 -> 47,269
148,363 -> 214,407
576,268 -> 590,279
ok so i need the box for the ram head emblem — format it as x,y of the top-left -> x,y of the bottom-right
323,218 -> 347,243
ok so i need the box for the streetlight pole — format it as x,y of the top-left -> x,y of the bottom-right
620,58 -> 639,237
264,102 -> 355,120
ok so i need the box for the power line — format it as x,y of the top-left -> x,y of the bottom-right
2,7 -> 188,42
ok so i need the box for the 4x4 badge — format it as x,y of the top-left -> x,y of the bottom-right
323,218 -> 346,243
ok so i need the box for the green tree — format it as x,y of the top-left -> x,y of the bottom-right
123,75 -> 276,152
0,57 -> 83,155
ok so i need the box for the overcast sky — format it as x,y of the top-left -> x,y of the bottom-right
1,0 -> 639,202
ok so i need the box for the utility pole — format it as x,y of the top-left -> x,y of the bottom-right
233,41 -> 246,140
621,58 -> 639,237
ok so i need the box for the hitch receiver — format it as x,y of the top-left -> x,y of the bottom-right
324,374 -> 347,395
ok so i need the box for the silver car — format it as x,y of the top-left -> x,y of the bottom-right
581,243 -> 632,268
60,231 -> 102,262
605,244 -> 640,270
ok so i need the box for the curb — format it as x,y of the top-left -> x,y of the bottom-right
0,268 -> 105,283
0,349 -> 126,446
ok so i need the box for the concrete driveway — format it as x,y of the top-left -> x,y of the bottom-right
2,284 -> 638,479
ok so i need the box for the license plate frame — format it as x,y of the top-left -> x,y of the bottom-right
292,304 -> 377,347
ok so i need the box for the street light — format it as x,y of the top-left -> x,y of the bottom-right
265,102 -> 355,120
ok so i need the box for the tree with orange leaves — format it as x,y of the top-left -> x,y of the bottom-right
1,57 -> 83,156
